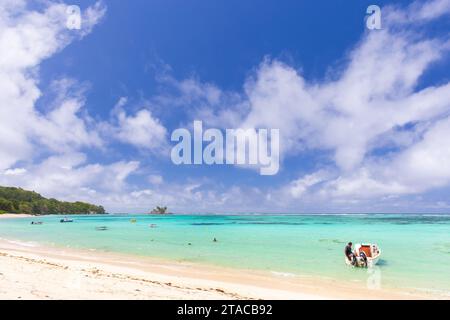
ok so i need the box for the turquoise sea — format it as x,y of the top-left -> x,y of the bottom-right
1,214 -> 449,296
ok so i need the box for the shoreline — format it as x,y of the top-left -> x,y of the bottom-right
0,214 -> 35,219
0,238 -> 442,300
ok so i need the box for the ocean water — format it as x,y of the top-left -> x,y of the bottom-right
1,214 -> 449,296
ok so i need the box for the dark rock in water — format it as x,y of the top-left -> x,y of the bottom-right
150,206 -> 171,214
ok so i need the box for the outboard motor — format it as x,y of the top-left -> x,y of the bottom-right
359,251 -> 368,267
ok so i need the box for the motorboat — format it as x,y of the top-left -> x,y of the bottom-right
60,218 -> 74,223
345,243 -> 381,268
95,226 -> 108,231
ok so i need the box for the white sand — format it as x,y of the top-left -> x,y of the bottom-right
0,214 -> 35,219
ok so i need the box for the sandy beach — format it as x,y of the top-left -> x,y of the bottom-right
0,214 -> 35,219
0,237 -> 439,300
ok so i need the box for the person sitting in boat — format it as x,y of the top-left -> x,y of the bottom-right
345,242 -> 355,264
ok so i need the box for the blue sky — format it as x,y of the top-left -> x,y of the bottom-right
1,0 -> 450,213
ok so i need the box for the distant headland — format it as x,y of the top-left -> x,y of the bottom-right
0,186 -> 105,215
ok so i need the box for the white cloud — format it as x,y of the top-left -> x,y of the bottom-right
81,1 -> 107,36
287,171 -> 329,199
0,1 -> 168,211
115,109 -> 167,150
4,168 -> 27,176
148,174 -> 163,185
99,97 -> 168,151
385,0 -> 450,24
150,72 -> 249,129
0,1 -> 137,210
0,1 -> 106,170
233,0 -> 450,202
240,30 -> 449,171
0,152 -> 140,202
32,80 -> 103,152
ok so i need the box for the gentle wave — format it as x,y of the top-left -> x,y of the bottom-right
271,271 -> 297,277
0,238 -> 39,248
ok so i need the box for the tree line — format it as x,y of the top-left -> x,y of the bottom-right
0,186 -> 105,215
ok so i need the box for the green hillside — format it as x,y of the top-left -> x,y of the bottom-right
0,186 -> 105,215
